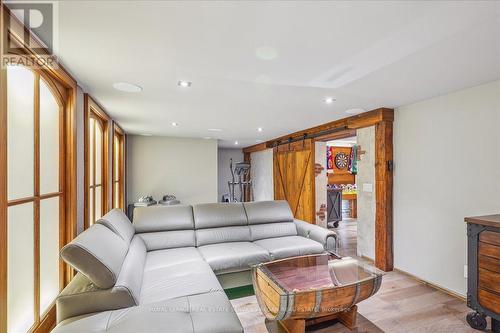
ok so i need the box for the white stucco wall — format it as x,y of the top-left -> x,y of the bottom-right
394,80 -> 500,296
250,149 -> 274,201
356,126 -> 376,259
127,136 -> 218,205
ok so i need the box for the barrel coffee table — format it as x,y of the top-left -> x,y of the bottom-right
252,254 -> 383,332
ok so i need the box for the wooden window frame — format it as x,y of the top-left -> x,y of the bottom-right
84,95 -> 110,229
112,123 -> 126,210
0,4 -> 78,333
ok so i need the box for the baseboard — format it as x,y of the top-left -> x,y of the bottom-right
393,267 -> 466,301
360,255 -> 374,263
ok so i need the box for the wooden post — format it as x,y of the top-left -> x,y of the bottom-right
375,121 -> 394,271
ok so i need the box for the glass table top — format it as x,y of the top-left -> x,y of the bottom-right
256,254 -> 384,293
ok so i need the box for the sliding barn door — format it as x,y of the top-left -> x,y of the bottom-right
273,139 -> 315,223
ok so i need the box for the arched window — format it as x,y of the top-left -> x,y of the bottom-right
85,96 -> 110,227
4,65 -> 66,333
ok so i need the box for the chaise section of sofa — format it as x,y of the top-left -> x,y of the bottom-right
53,207 -> 243,333
52,200 -> 337,333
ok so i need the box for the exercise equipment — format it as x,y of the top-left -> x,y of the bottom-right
227,158 -> 252,202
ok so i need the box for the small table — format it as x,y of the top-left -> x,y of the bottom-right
252,254 -> 383,332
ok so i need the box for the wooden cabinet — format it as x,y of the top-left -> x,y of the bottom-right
465,215 -> 500,332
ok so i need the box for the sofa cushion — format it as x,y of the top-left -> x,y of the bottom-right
249,222 -> 297,241
196,226 -> 250,247
56,236 -> 146,323
114,236 -> 146,305
198,242 -> 270,274
96,209 -> 135,244
140,260 -> 221,304
53,298 -> 194,333
188,291 -> 243,333
144,247 -> 204,271
52,292 -> 243,333
243,200 -> 294,224
193,203 -> 247,228
254,236 -> 324,260
60,224 -> 128,289
137,230 -> 195,251
56,273 -> 137,324
134,205 -> 194,232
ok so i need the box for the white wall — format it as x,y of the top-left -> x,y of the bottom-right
394,80 -> 500,296
356,126 -> 376,259
315,142 -> 327,227
127,136 -> 218,205
217,148 -> 243,202
250,149 -> 274,201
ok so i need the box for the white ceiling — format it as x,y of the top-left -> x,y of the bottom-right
55,1 -> 500,147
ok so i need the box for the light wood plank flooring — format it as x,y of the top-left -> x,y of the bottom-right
231,220 -> 488,332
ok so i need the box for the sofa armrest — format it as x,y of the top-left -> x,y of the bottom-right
294,219 -> 338,253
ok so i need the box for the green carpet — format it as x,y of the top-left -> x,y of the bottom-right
224,285 -> 255,300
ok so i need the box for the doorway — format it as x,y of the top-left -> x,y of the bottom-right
314,127 -> 377,261
247,107 -> 394,271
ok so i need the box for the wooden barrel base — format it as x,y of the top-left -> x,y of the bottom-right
277,305 -> 358,333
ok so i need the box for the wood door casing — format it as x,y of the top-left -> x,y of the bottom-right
273,139 -> 315,223
245,108 -> 394,271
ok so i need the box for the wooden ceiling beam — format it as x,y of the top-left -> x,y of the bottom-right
243,107 -> 394,153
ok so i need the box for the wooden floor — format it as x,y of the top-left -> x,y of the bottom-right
231,220 -> 488,332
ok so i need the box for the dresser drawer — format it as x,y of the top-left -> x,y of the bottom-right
479,288 -> 500,314
479,268 -> 500,294
480,231 -> 500,247
479,241 -> 500,259
479,255 -> 500,274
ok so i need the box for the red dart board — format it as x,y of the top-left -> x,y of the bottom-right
334,152 -> 349,169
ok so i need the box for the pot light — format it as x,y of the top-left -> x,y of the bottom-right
178,80 -> 192,88
256,140 -> 264,143
324,97 -> 336,104
255,46 -> 278,60
203,137 -> 212,140
113,82 -> 142,93
208,128 -> 222,132
257,127 -> 263,132
234,141 -> 239,145
171,122 -> 179,127
140,133 -> 152,136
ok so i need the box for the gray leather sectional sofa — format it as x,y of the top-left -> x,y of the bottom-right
52,200 -> 337,333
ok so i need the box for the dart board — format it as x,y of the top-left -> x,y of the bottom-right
334,152 -> 349,169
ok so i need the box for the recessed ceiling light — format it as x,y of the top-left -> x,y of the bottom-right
345,108 -> 365,114
324,97 -> 336,104
178,80 -> 192,88
113,82 -> 142,93
171,122 -> 179,127
208,128 -> 222,132
255,46 -> 278,60
203,137 -> 212,140
140,133 -> 152,136
234,141 -> 239,145
256,140 -> 264,143
257,127 -> 263,132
